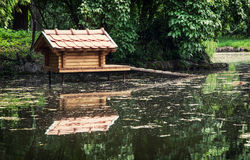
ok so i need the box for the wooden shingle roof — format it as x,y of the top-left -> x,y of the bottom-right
34,28 -> 118,52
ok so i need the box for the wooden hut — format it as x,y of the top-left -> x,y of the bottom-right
34,28 -> 131,74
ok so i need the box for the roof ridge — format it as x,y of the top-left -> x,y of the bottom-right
86,28 -> 90,35
55,28 -> 59,35
70,28 -> 74,35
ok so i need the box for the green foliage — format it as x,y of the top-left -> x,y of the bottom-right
1,0 -> 249,69
0,0 -> 30,28
212,0 -> 249,35
33,0 -> 81,29
167,0 -> 221,62
218,36 -> 250,49
0,0 -> 17,27
203,40 -> 218,59
79,0 -> 138,63
0,28 -> 40,75
0,28 -> 31,59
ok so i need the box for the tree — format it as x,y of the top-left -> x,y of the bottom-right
0,0 -> 30,29
214,0 -> 249,36
32,0 -> 82,29
12,2 -> 29,30
0,0 -> 17,28
2,0 -> 249,67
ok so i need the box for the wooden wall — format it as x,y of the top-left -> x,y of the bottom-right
59,52 -> 106,69
43,50 -> 108,72
43,50 -> 58,68
49,52 -> 59,68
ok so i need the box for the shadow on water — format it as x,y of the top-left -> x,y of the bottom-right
0,63 -> 249,159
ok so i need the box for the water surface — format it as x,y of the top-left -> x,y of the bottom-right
0,63 -> 249,160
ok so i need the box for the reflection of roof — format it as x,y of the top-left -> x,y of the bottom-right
34,28 -> 118,52
45,115 -> 119,135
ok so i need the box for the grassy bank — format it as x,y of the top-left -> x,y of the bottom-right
218,36 -> 250,50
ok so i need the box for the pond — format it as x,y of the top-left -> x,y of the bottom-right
0,62 -> 249,160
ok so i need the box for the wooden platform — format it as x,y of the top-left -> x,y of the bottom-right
44,64 -> 131,73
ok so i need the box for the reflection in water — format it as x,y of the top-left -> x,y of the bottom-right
46,91 -> 130,135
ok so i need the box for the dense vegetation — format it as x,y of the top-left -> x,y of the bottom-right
0,0 -> 249,73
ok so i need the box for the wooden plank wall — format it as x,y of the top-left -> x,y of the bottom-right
63,52 -> 105,68
49,51 -> 58,68
44,51 -> 108,71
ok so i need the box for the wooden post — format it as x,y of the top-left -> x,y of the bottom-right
123,72 -> 126,83
99,52 -> 105,67
61,73 -> 64,86
61,53 -> 64,68
107,73 -> 110,81
48,71 -> 51,88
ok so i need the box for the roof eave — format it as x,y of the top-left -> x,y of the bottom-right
104,30 -> 118,48
33,33 -> 43,52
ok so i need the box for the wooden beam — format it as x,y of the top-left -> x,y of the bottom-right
58,67 -> 131,73
44,66 -> 59,72
61,53 -> 64,68
99,52 -> 105,67
130,67 -> 195,77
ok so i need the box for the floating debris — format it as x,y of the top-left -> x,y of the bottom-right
180,117 -> 202,122
0,117 -> 21,121
159,134 -> 170,137
131,124 -> 162,129
240,133 -> 250,139
244,143 -> 250,147
9,128 -> 36,131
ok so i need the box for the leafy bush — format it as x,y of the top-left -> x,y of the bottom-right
0,28 -> 40,75
203,40 -> 218,59
167,0 -> 221,63
0,28 -> 31,60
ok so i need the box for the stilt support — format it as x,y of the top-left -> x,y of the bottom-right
123,72 -> 126,83
61,73 -> 64,86
48,71 -> 51,88
107,73 -> 110,81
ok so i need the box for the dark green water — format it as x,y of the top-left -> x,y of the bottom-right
0,63 -> 249,160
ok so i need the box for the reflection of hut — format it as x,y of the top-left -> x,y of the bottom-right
59,91 -> 131,109
45,91 -> 130,135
